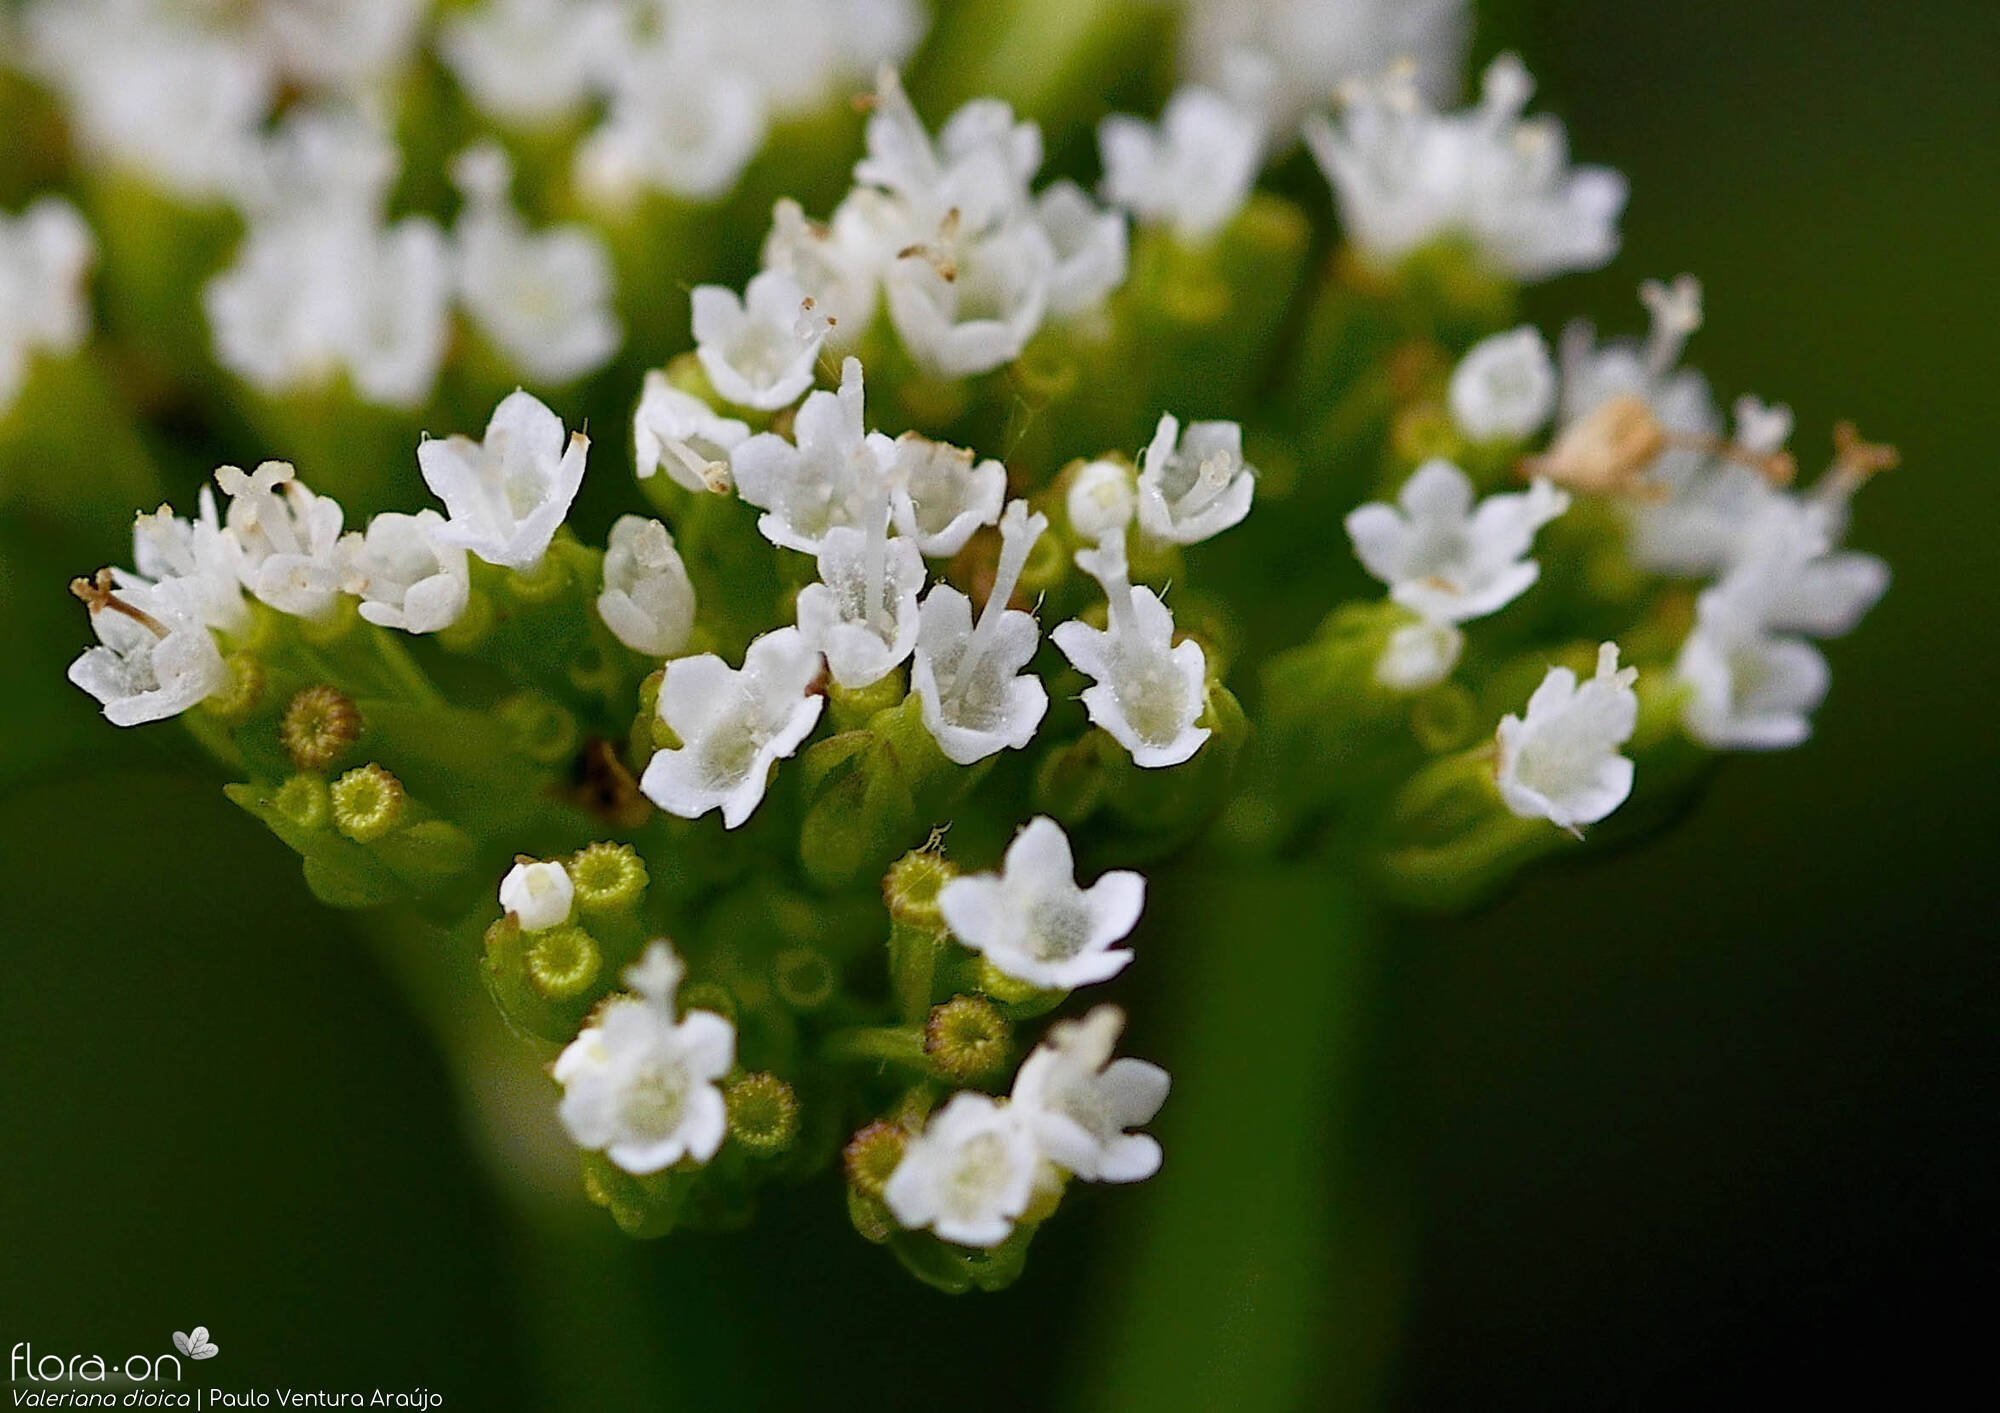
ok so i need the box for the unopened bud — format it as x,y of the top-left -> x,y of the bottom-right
924,995 -> 1012,1083
282,685 -> 362,771
569,841 -> 648,913
204,653 -> 265,724
726,1073 -> 801,1156
498,692 -> 580,766
773,946 -> 837,1011
273,773 -> 331,831
884,842 -> 955,930
330,764 -> 405,842
679,981 -> 739,1025
843,1119 -> 908,1199
524,923 -> 601,1001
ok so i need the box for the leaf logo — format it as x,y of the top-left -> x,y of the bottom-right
172,1328 -> 219,1360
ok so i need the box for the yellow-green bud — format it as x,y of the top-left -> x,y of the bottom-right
924,995 -> 1012,1083
330,764 -> 405,842
726,1073 -> 801,1157
773,946 -> 836,1011
843,1120 -> 907,1199
524,924 -> 601,1001
203,653 -> 264,724
273,773 -> 331,831
569,841 -> 648,912
884,845 -> 955,930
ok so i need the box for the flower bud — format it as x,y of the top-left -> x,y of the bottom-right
843,1120 -> 907,1200
773,946 -> 837,1011
282,685 -> 362,771
569,841 -> 648,913
273,773 -> 331,832
923,996 -> 1012,1084
330,763 -> 405,842
726,1073 -> 801,1157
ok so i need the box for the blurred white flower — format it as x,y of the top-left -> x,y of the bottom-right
1011,1006 -> 1169,1183
0,197 -> 95,419
1100,86 -> 1264,244
1495,642 -> 1640,832
1449,327 -> 1558,442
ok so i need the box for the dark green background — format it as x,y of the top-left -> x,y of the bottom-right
3,1 -> 1994,1407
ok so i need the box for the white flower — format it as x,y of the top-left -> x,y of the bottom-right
795,501 -> 926,689
1449,326 -> 1557,442
1304,54 -> 1627,282
760,193 -> 893,350
22,6 -> 269,200
577,56 -> 766,206
258,0 -> 427,89
130,487 -> 249,636
1011,1006 -> 1169,1183
692,269 -> 823,412
881,1092 -> 1040,1248
597,516 -> 698,659
1066,459 -> 1138,543
632,373 -> 750,494
342,510 -> 469,635
439,0 -> 622,129
554,941 -> 735,1175
730,357 -> 896,553
1053,533 -> 1210,768
679,0 -> 927,119
1375,615 -> 1464,692
418,390 -> 590,571
1137,414 -> 1257,546
1711,495 -> 1890,640
1494,642 -> 1640,832
499,859 -> 572,931
884,218 -> 1054,379
214,462 -> 348,621
1100,86 -> 1264,244
887,433 -> 1006,557
1345,459 -> 1570,624
68,575 -> 230,728
940,815 -> 1145,991
638,626 -> 825,828
1033,181 -> 1128,320
911,500 -> 1049,764
1675,589 -> 1830,751
1178,0 -> 1470,137
856,70 -> 1039,232
0,197 -> 95,419
450,144 -> 620,385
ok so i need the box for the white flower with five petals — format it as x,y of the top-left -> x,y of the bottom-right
881,1092 -> 1039,1248
1136,414 -> 1256,546
938,816 -> 1144,991
418,390 -> 589,571
910,500 -> 1049,764
1494,642 -> 1640,832
692,269 -> 822,412
342,510 -> 469,635
1011,1005 -> 1169,1183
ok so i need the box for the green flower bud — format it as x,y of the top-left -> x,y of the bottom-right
569,841 -> 648,912
923,995 -> 1012,1084
273,773 -> 331,832
847,1185 -> 895,1245
497,692 -> 580,766
524,923 -> 602,1002
202,652 -> 265,725
282,685 -> 362,771
826,669 -> 907,734
1409,682 -> 1481,755
725,1073 -> 801,1157
843,1120 -> 907,1200
884,844 -> 955,931
679,980 -> 740,1025
773,946 -> 837,1011
330,764 -> 405,842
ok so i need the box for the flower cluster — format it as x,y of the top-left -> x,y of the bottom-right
50,10 -> 1895,1292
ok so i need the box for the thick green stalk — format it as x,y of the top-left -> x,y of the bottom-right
1072,864 -> 1407,1413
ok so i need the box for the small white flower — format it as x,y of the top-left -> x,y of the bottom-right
795,500 -> 926,689
130,488 -> 249,636
1713,495 -> 1890,640
68,575 -> 230,728
418,390 -> 590,571
1345,460 -> 1569,624
638,626 -> 826,829
1034,181 -> 1129,320
342,510 -> 470,635
597,516 -> 698,659
439,0 -> 622,130
499,859 -> 573,931
632,372 -> 750,494
856,70 -> 1038,232
575,53 -> 767,205
1449,326 -> 1557,442
1100,86 -> 1264,244
887,433 -> 1006,557
911,500 -> 1049,764
1494,642 -> 1641,832
1066,459 -> 1138,543
692,269 -> 823,412
730,357 -> 896,553
214,462 -> 348,621
1675,589 -> 1830,751
1177,0 -> 1470,137
1375,614 -> 1464,692
881,1092 -> 1040,1248
554,941 -> 736,1175
940,815 -> 1145,991
1137,414 -> 1256,546
0,196 -> 95,419
1304,54 -> 1627,282
884,217 -> 1054,379
258,0 -> 427,89
760,193 -> 892,350
1011,1005 -> 1169,1183
1053,532 -> 1210,768
450,143 -> 620,385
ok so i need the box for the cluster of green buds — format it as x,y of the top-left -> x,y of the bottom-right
40,6 -> 1893,1291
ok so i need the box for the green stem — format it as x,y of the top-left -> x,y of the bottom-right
820,1024 -> 930,1072
1073,864 -> 1409,1413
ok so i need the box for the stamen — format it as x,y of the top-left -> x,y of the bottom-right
1822,420 -> 1899,501
70,568 -> 170,638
